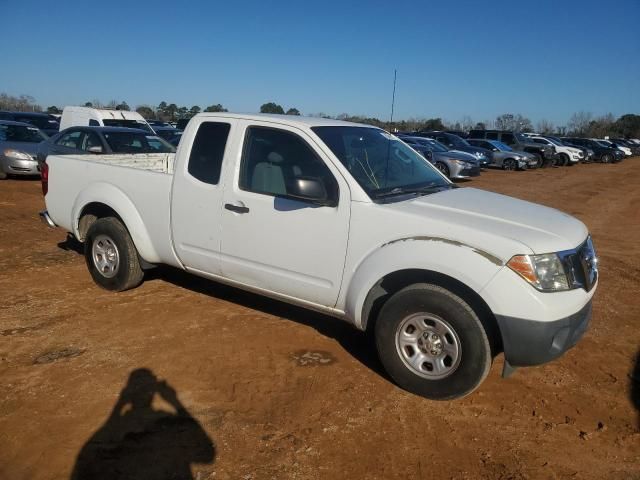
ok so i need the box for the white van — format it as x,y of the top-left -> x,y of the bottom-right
60,107 -> 155,133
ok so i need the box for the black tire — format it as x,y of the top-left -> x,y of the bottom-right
532,153 -> 543,168
375,283 -> 492,400
559,153 -> 569,166
0,170 -> 7,180
435,162 -> 450,178
503,159 -> 517,171
84,217 -> 144,292
601,154 -> 612,164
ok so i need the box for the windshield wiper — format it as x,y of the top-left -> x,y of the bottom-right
373,183 -> 455,199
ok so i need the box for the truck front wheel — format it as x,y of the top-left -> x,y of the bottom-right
375,283 -> 492,400
84,217 -> 144,291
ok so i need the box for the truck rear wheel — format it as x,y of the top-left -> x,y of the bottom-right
84,217 -> 144,291
375,283 -> 492,400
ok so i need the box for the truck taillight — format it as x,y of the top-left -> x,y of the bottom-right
40,161 -> 48,196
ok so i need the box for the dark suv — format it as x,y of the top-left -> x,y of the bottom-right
468,130 -> 556,167
0,111 -> 59,137
413,131 -> 491,167
562,138 -> 623,163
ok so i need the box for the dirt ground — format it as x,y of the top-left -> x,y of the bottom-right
1,161 -> 639,480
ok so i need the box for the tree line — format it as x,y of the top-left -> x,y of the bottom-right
2,92 -> 639,138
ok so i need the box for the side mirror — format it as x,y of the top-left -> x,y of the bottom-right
87,146 -> 103,154
288,176 -> 337,206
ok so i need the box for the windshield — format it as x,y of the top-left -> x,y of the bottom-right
103,132 -> 176,153
312,126 -> 450,198
0,124 -> 48,143
102,119 -> 154,134
596,140 -> 612,147
492,141 -> 512,151
515,133 -> 530,143
422,139 -> 448,152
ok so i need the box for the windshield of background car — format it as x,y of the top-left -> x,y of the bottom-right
103,132 -> 176,153
102,119 -> 154,133
596,141 -> 611,148
424,139 -> 448,152
0,124 -> 47,143
312,126 -> 449,197
493,141 -> 512,151
15,116 -> 59,130
515,133 -> 529,143
449,134 -> 470,147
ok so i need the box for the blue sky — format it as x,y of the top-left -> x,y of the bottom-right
3,0 -> 639,126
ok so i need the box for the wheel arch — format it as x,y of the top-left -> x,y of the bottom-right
360,268 -> 502,356
72,183 -> 161,263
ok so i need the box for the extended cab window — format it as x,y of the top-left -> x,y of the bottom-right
187,122 -> 231,185
240,126 -> 336,199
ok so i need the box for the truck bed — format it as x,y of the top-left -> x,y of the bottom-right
45,153 -> 180,266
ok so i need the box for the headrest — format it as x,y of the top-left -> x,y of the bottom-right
267,151 -> 284,163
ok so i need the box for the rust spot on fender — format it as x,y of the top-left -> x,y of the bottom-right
381,236 -> 503,266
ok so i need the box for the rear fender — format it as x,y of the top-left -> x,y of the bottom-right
71,182 -> 160,263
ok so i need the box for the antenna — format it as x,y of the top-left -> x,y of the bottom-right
389,69 -> 397,132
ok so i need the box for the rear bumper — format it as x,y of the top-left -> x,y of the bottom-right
496,300 -> 592,367
39,210 -> 57,228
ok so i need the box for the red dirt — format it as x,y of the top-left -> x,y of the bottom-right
1,161 -> 639,479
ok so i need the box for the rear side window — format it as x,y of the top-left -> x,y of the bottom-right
486,132 -> 499,140
187,122 -> 231,185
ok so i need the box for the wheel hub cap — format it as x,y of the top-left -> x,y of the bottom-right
92,234 -> 120,279
395,313 -> 462,379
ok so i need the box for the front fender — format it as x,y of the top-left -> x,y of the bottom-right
344,237 -> 505,330
71,182 -> 161,263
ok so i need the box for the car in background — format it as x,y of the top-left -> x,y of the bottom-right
147,120 -> 172,128
467,139 -> 537,170
153,126 -> 183,145
410,131 -> 491,167
397,135 -> 481,179
0,111 -> 60,136
562,137 -> 623,163
468,130 -> 555,167
529,136 -> 584,166
0,120 -> 48,179
599,139 -> 632,157
176,118 -> 190,130
542,136 -> 594,163
610,138 -> 640,156
60,106 -> 155,134
37,126 -> 175,162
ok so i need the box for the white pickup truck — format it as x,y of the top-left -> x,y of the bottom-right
40,113 -> 598,400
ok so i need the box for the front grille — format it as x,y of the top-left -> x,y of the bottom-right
560,236 -> 598,291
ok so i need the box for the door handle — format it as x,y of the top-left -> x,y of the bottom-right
224,202 -> 249,214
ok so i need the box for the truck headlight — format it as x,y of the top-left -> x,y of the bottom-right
4,149 -> 33,160
507,253 -> 570,291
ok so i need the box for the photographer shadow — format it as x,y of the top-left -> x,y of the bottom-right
70,368 -> 214,480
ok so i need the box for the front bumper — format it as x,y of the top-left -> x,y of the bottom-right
0,156 -> 40,176
496,300 -> 592,368
39,210 -> 57,228
451,164 -> 481,179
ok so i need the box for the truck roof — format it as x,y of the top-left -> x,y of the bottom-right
193,112 -> 377,129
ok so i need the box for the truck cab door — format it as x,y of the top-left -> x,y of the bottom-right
170,120 -> 235,274
219,122 -> 350,308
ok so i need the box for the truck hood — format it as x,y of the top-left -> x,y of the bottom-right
390,187 -> 588,255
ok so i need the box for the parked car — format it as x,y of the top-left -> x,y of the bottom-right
37,126 -> 175,162
562,138 -> 623,163
147,120 -> 172,128
0,120 -> 48,179
610,138 -> 640,156
413,131 -> 491,167
468,130 -> 556,167
542,136 -> 594,163
397,135 -> 481,179
467,139 -> 537,170
40,113 -> 598,400
529,136 -> 584,166
153,126 -> 183,145
60,107 -> 155,134
0,111 -> 60,136
599,139 -> 632,157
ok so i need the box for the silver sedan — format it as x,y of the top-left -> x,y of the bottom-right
0,120 -> 48,179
